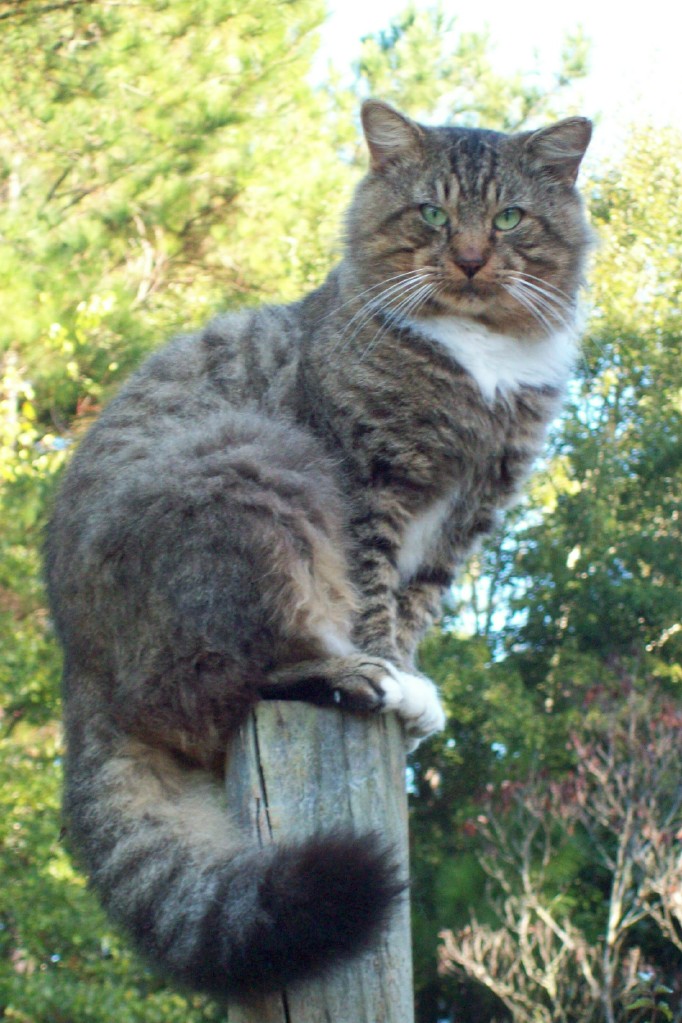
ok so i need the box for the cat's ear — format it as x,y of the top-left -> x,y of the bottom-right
361,100 -> 424,171
523,117 -> 592,185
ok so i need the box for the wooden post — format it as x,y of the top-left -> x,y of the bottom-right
224,701 -> 414,1023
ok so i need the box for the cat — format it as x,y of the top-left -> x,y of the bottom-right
45,99 -> 592,998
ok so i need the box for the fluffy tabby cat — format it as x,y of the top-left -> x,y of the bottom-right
45,100 -> 592,997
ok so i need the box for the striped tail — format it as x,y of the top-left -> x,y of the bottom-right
65,718 -> 404,997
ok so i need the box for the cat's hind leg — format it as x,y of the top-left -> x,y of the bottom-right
87,402 -> 446,747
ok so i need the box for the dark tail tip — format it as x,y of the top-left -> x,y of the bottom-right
226,830 -> 407,996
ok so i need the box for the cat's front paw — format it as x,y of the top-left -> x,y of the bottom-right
377,665 -> 446,749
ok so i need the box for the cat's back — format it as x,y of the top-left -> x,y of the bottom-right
45,295 -> 345,687
92,302 -> 304,439
46,301 -> 310,610
50,301 -> 310,515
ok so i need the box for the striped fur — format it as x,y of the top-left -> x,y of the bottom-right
45,101 -> 591,997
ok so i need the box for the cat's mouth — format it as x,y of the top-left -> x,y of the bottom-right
442,277 -> 498,310
434,276 -> 540,333
389,263 -> 570,336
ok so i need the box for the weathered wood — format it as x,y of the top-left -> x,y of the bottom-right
224,701 -> 414,1023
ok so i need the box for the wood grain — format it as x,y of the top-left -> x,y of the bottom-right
224,701 -> 414,1023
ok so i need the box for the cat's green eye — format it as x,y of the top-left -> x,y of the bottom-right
493,207 -> 523,231
420,204 -> 449,228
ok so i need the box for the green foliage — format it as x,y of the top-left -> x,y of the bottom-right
2,2 -> 679,1021
0,0 -> 341,410
354,3 -> 589,129
0,719 -> 228,1021
625,976 -> 675,1023
503,127 -> 682,686
412,126 -> 682,1019
0,1 -> 338,1019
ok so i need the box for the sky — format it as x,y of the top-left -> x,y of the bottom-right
317,0 -> 682,165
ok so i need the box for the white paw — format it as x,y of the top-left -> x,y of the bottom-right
378,664 -> 446,746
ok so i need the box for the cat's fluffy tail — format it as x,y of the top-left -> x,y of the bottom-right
65,713 -> 405,998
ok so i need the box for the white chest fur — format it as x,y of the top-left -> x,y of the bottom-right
406,315 -> 577,401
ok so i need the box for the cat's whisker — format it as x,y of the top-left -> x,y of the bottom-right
359,279 -> 439,362
508,277 -> 574,325
325,274 -> 427,354
580,331 -> 608,368
513,288 -> 560,335
511,274 -> 603,376
507,270 -> 574,303
379,276 -> 438,326
335,290 -> 426,356
323,270 -> 432,326
355,281 -> 435,360
505,272 -> 574,312
335,273 -> 431,342
394,279 -> 440,327
353,284 -> 427,361
502,280 -> 558,336
503,275 -> 575,334
334,271 -> 437,354
362,268 -> 441,322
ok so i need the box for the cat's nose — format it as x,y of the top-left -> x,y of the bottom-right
455,252 -> 487,279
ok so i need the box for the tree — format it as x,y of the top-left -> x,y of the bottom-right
0,2 -> 340,1019
0,0 -> 342,402
8,4 -> 671,1021
412,125 -> 682,1021
439,694 -> 682,1023
354,3 -> 589,130
502,126 -> 682,686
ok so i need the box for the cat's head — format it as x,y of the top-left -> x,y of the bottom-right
345,100 -> 593,339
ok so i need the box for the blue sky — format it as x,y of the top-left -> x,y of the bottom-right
318,0 -> 682,163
